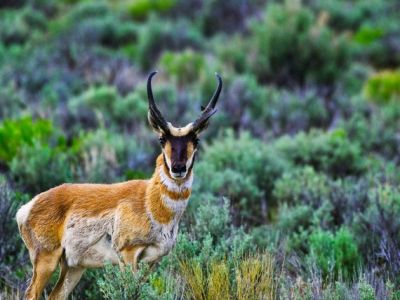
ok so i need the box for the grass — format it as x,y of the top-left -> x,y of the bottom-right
178,252 -> 275,300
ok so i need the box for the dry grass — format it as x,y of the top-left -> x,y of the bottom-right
178,252 -> 275,300
208,260 -> 230,300
179,260 -> 207,300
236,253 -> 275,300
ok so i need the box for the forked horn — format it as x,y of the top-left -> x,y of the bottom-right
192,73 -> 223,134
147,71 -> 170,134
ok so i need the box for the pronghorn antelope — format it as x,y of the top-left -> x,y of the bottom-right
16,71 -> 222,300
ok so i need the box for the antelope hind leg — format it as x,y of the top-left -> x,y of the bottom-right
25,248 -> 62,300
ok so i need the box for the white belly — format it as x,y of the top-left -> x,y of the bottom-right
80,234 -> 119,267
63,215 -> 117,267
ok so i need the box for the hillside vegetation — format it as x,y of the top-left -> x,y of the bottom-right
0,0 -> 400,299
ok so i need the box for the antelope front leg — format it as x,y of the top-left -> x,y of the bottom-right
120,245 -> 146,272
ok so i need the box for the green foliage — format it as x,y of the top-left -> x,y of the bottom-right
0,177 -> 29,288
0,7 -> 47,45
199,0 -> 258,36
358,277 -> 376,300
1,0 -> 400,298
0,117 -> 53,163
194,131 -> 290,224
71,128 -> 154,184
50,2 -> 138,48
274,167 -> 330,207
248,2 -> 351,85
135,17 -> 203,70
272,129 -> 366,177
97,263 -> 163,299
343,101 -> 400,160
309,0 -> 388,30
0,85 -> 26,119
69,85 -> 147,127
363,70 -> 400,103
308,228 -> 361,279
10,143 -> 74,193
127,0 -> 177,20
354,184 -> 400,276
159,49 -> 206,85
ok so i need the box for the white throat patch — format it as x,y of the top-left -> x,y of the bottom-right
159,167 -> 193,193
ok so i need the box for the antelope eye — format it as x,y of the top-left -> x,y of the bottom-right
159,136 -> 166,146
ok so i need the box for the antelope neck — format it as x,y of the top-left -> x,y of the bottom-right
145,155 -> 193,225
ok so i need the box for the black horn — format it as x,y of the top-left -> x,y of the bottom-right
147,71 -> 170,134
192,73 -> 223,134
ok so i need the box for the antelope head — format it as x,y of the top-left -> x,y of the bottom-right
147,71 -> 222,180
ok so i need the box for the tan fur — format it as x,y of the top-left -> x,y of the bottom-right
17,152 -> 193,299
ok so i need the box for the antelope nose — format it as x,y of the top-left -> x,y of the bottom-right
172,163 -> 186,174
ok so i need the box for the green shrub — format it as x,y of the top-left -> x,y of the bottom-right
213,34 -> 248,74
135,17 -> 203,70
309,0 -> 388,30
354,184 -> 400,277
310,1 -> 400,67
0,118 -> 78,193
75,128 -> 153,183
217,75 -> 329,136
126,0 -> 177,20
0,177 -> 30,289
308,227 -> 361,279
248,2 -> 351,86
254,87 -> 328,136
50,2 -> 138,48
10,143 -> 74,193
0,117 -> 53,163
0,85 -> 26,119
273,167 -> 330,207
363,70 -> 400,103
97,263 -> 163,299
0,7 -> 47,45
274,168 -> 371,252
69,14 -> 138,48
214,74 -> 268,134
68,85 -> 149,129
159,49 -> 206,85
358,277 -> 376,300
272,129 -> 366,177
194,131 -> 291,224
343,101 -> 400,160
199,0 -> 258,36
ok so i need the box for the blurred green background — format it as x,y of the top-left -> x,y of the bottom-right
0,0 -> 400,299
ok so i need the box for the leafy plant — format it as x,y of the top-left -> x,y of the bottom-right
272,129 -> 366,177
363,70 -> 400,103
308,227 -> 361,279
248,2 -> 351,86
194,131 -> 290,224
127,0 -> 177,20
0,117 -> 53,163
